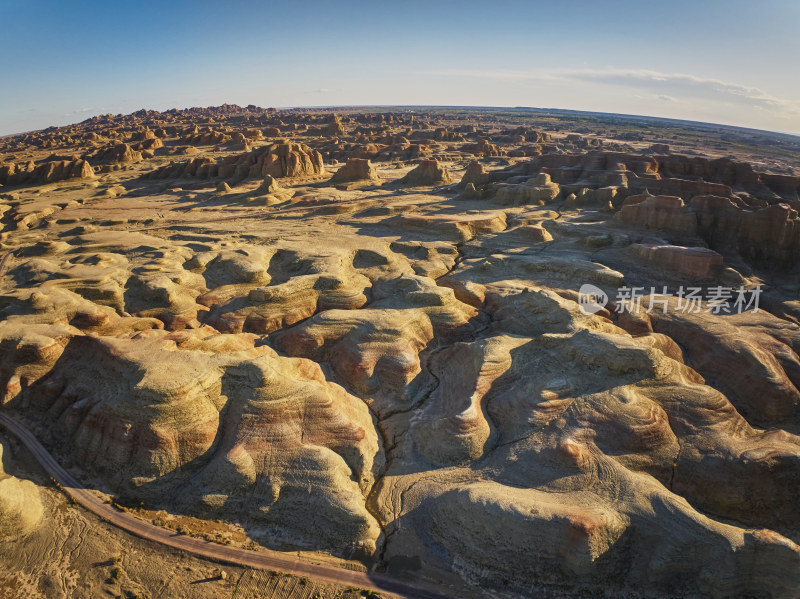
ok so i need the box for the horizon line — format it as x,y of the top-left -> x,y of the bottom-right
3,104 -> 800,141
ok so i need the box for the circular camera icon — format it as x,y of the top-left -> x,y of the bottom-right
578,283 -> 608,315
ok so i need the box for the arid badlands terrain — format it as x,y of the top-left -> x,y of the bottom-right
1,105 -> 800,598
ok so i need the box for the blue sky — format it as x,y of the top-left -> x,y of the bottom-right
2,0 -> 799,135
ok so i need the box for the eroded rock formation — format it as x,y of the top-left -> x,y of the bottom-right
0,439 -> 43,539
399,159 -> 452,186
0,158 -> 95,186
331,158 -> 379,184
1,105 -> 800,599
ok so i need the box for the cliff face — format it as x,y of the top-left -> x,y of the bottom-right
145,141 -> 325,181
398,159 -> 452,186
0,158 -> 95,186
510,151 -> 800,202
614,193 -> 800,267
330,158 -> 379,183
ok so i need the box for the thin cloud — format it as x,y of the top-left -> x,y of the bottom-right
433,69 -> 558,82
432,68 -> 800,116
62,106 -> 101,117
561,69 -> 799,114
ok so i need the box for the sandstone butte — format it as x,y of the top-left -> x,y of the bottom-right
0,105 -> 800,599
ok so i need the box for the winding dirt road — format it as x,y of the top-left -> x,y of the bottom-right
0,412 -> 453,599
